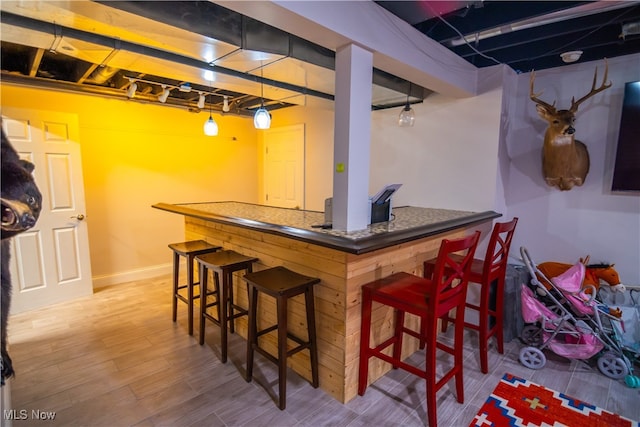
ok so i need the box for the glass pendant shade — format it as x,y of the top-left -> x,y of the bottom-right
254,107 -> 271,129
254,63 -> 270,129
203,90 -> 218,136
398,103 -> 415,127
204,114 -> 218,136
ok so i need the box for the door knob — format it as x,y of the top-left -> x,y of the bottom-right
71,214 -> 85,221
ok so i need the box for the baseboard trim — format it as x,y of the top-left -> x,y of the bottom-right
92,263 -> 173,287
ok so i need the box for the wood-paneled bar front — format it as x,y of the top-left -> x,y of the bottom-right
152,201 -> 500,403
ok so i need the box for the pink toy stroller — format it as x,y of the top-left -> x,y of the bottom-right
519,247 -> 639,385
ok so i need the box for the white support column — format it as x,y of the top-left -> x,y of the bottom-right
332,43 -> 373,231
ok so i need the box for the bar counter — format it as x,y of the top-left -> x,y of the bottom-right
153,201 -> 500,403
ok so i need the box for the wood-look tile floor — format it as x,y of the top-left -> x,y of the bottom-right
3,274 -> 639,426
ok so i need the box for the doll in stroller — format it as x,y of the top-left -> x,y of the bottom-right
518,247 -> 640,388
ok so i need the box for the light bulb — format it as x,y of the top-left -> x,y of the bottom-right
222,96 -> 230,113
204,114 -> 218,136
398,103 -> 415,127
254,107 -> 271,129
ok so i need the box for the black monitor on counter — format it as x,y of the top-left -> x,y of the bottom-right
371,184 -> 402,205
370,184 -> 402,224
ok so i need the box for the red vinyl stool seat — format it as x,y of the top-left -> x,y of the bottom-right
168,240 -> 221,335
358,232 -> 480,427
243,266 -> 320,410
424,218 -> 518,374
195,250 -> 258,362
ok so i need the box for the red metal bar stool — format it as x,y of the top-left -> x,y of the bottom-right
424,218 -> 518,373
358,232 -> 480,427
243,266 -> 320,410
168,240 -> 221,335
195,250 -> 258,362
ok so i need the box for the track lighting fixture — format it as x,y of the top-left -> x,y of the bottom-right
203,92 -> 218,136
126,79 -> 137,99
158,85 -> 170,103
398,82 -> 415,127
123,79 -> 231,123
254,65 -> 271,129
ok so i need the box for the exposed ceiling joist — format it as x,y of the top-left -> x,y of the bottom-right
1,1 -> 428,115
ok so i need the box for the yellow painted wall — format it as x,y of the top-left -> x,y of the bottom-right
370,88 -> 503,212
1,84 -> 260,285
1,83 -> 503,288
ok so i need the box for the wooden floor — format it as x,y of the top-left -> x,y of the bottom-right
3,274 -> 639,426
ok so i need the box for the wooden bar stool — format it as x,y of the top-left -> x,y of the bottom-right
195,250 -> 258,362
243,266 -> 320,410
168,240 -> 221,335
358,232 -> 479,427
423,218 -> 518,373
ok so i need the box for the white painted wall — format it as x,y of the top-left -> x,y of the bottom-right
370,87 -> 503,212
504,54 -> 640,284
277,55 -> 640,285
276,85 -> 504,215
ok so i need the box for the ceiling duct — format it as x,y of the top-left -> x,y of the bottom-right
2,0 -> 428,111
86,65 -> 119,84
446,1 -> 635,47
96,0 -> 426,100
0,11 -> 334,101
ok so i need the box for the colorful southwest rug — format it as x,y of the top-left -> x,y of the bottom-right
470,373 -> 639,427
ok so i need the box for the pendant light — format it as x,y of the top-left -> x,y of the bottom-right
398,82 -> 415,127
254,106 -> 270,129
254,65 -> 271,129
203,93 -> 218,136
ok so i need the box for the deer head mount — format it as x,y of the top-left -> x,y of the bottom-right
530,60 -> 611,191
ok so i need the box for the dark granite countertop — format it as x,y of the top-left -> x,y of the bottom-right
152,201 -> 500,254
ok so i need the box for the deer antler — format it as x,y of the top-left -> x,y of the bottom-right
570,59 -> 612,112
529,70 -> 557,112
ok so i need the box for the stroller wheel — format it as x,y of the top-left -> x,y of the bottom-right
597,352 -> 629,380
521,325 -> 541,346
519,347 -> 546,370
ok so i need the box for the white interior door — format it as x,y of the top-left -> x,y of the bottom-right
2,108 -> 93,314
263,124 -> 305,209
